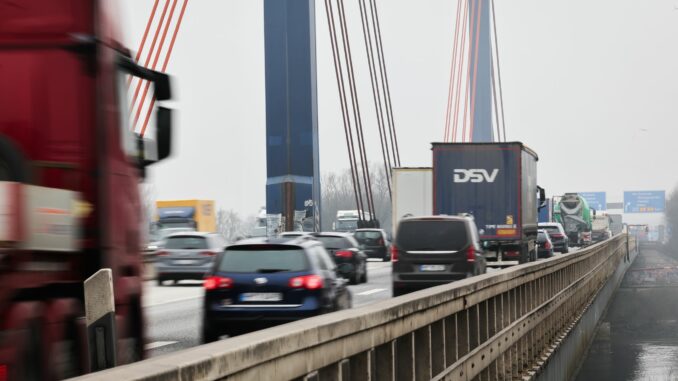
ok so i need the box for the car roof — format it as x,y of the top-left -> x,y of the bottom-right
226,236 -> 320,249
312,231 -> 354,237
165,231 -> 213,238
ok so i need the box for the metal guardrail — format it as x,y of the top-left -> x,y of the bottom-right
73,235 -> 634,381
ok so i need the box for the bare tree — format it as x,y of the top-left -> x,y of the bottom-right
320,164 -> 393,234
217,208 -> 247,243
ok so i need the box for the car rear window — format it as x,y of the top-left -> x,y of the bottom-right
164,236 -> 208,250
218,248 -> 308,273
541,226 -> 560,234
314,236 -> 353,249
396,220 -> 469,251
537,232 -> 548,241
354,231 -> 381,240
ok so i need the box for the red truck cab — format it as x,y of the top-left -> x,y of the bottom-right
0,1 -> 172,379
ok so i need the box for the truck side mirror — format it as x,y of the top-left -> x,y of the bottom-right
537,186 -> 546,210
153,72 -> 172,101
156,107 -> 172,161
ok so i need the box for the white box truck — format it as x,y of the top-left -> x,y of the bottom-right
391,168 -> 433,233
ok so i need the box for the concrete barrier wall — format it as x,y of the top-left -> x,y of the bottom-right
73,235 -> 633,381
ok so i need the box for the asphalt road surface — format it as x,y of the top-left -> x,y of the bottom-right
143,260 -> 393,357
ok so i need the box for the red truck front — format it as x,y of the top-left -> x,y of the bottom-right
0,1 -> 172,379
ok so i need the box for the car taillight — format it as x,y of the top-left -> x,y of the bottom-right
204,276 -> 233,290
335,250 -> 353,258
156,250 -> 169,256
0,364 -> 6,381
289,275 -> 324,290
545,241 -> 552,250
378,238 -> 384,246
200,251 -> 216,256
466,246 -> 475,262
391,246 -> 399,262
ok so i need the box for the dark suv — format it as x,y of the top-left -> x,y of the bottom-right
202,237 -> 352,341
354,229 -> 390,261
538,223 -> 569,253
391,215 -> 486,297
311,232 -> 368,284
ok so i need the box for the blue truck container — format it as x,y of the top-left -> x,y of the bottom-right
432,142 -> 542,264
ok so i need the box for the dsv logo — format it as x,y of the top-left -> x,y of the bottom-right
453,169 -> 499,183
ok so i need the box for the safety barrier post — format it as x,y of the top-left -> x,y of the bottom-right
84,269 -> 116,371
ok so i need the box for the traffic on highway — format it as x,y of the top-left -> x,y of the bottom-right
0,1 -> 674,380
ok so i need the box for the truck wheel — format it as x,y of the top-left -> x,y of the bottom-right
350,271 -> 360,285
0,134 -> 30,182
20,321 -> 44,381
519,246 -> 529,264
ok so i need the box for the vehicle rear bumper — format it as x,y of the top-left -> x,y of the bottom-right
363,247 -> 387,258
204,298 -> 323,332
392,272 -> 468,293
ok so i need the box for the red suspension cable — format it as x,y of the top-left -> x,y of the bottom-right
140,0 -> 189,137
444,0 -> 463,142
451,0 -> 469,142
468,0 -> 484,141
460,0 -> 475,142
130,0 -> 171,126
128,0 -> 160,87
134,0 -> 179,130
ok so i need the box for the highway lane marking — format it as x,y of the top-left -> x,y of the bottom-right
145,341 -> 178,350
357,288 -> 386,296
143,295 -> 202,308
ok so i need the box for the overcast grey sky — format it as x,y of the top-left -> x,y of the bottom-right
120,0 -> 677,223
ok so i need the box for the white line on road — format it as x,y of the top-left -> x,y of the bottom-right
357,288 -> 386,296
143,295 -> 202,308
145,341 -> 178,350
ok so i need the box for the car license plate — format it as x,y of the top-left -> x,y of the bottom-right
173,259 -> 196,265
420,265 -> 446,272
240,293 -> 283,302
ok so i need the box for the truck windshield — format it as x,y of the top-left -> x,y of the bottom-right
396,220 -> 468,251
336,219 -> 358,231
592,219 -> 609,229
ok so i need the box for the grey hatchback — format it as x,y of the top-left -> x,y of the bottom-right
155,232 -> 226,285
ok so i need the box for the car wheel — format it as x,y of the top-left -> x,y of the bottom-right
563,247 -> 569,254
350,271 -> 360,285
392,287 -> 406,297
361,266 -> 368,283
156,277 -> 164,286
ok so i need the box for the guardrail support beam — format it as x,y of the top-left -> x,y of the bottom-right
395,333 -> 414,381
374,342 -> 394,381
